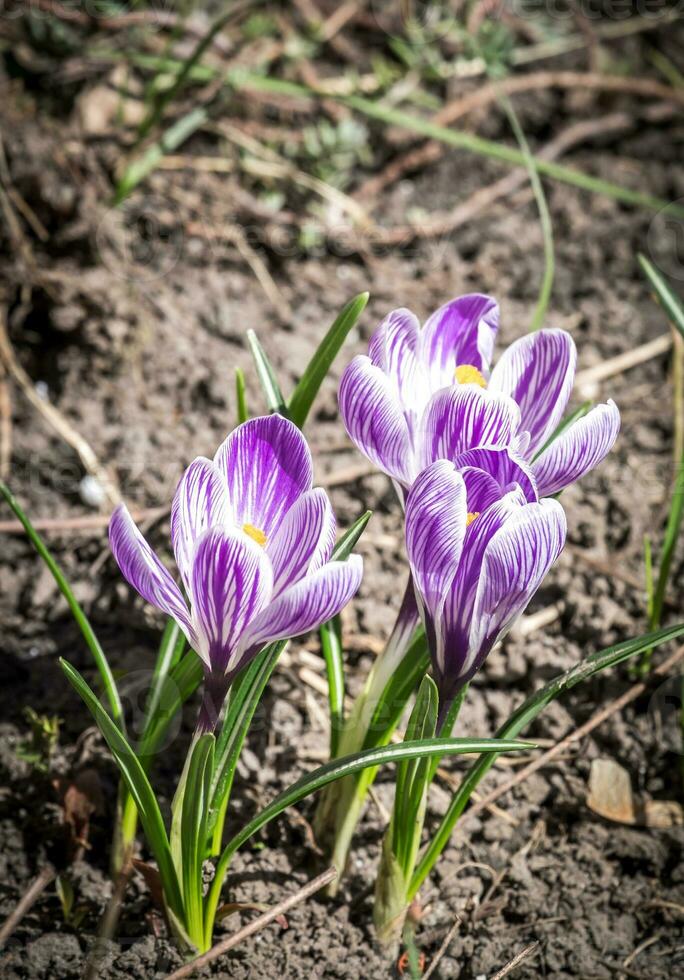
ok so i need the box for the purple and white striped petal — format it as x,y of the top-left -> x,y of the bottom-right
170,457 -> 230,589
419,294 -> 499,390
266,487 -> 336,595
459,465 -> 507,514
531,400 -> 620,497
214,415 -> 313,540
405,461 -> 466,621
438,488 -> 526,680
489,329 -> 577,456
339,355 -> 414,485
467,498 -> 567,676
419,385 -> 521,471
109,504 -> 196,646
368,308 -> 428,418
241,555 -> 363,654
190,526 -> 273,673
454,446 -> 538,502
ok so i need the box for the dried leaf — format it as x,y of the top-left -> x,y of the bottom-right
587,758 -> 636,825
133,859 -> 165,910
643,800 -> 684,828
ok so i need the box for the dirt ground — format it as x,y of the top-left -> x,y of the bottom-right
0,7 -> 684,979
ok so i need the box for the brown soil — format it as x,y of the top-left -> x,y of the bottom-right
0,9 -> 684,979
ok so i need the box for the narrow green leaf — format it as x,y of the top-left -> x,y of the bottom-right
144,620 -> 186,742
137,653 -> 203,764
208,515 -> 370,850
246,329 -> 288,415
638,253 -> 684,339
332,510 -> 372,561
180,734 -> 215,944
1,482 -> 123,728
60,659 -> 183,917
115,107 -> 208,204
288,292 -> 369,428
235,366 -> 248,425
320,616 -> 345,757
409,621 -> 684,898
362,628 -> 429,751
534,402 -> 592,460
498,92 -> 554,333
651,457 -> 684,633
393,676 -> 438,871
225,71 -> 684,217
208,641 -> 286,844
205,736 -> 532,935
644,534 -> 654,624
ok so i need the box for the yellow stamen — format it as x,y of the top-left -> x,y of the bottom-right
466,512 -> 480,527
455,364 -> 487,388
243,523 -> 267,547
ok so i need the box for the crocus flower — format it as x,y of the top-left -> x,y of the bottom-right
109,415 -> 363,730
338,294 -> 620,496
405,451 -> 566,718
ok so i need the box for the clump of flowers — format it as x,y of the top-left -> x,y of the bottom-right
7,288 -> 674,968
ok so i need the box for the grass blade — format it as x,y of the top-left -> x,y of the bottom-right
235,366 -> 248,425
205,736 -> 532,935
225,72 -> 684,217
534,401 -> 592,460
180,734 -> 215,946
246,329 -> 288,415
409,621 -> 684,898
288,292 -> 369,428
638,253 -> 684,339
208,511 -> 370,848
0,482 -> 123,727
60,659 -> 183,918
498,92 -> 554,332
320,616 -> 345,758
115,107 -> 208,204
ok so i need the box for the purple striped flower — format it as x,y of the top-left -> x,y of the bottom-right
338,294 -> 620,495
109,415 -> 363,729
405,452 -> 567,716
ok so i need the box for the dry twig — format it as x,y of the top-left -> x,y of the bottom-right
0,314 -> 120,508
163,868 -> 336,980
464,644 -> 684,826
490,941 -> 541,980
0,865 -> 56,949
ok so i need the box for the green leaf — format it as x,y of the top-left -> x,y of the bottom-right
362,627 -> 430,752
205,735 -> 532,937
409,621 -> 684,898
208,641 -> 286,848
136,653 -> 203,764
317,509 -> 372,755
60,659 -> 183,918
180,734 -> 215,946
235,366 -> 248,425
118,620 -> 187,857
115,107 -> 209,204
332,509 -> 372,561
320,616 -> 345,757
246,329 -> 288,416
393,676 -> 438,873
651,457 -> 684,636
1,482 -> 123,728
498,92 -> 554,333
638,253 -> 684,339
144,620 -> 186,742
534,401 -> 592,461
225,71 -> 684,217
208,513 -> 370,851
288,292 -> 369,428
